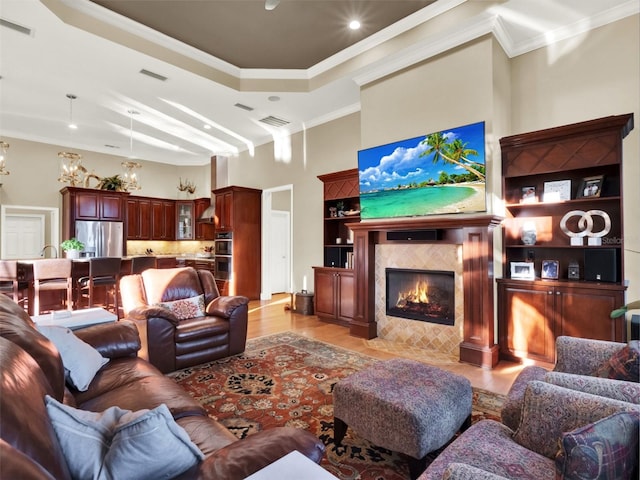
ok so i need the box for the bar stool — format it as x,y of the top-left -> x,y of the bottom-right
77,257 -> 121,314
31,259 -> 73,316
131,256 -> 157,274
0,260 -> 28,306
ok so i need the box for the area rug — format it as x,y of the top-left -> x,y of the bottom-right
170,332 -> 504,479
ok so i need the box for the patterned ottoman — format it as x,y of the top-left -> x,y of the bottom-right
333,359 -> 472,480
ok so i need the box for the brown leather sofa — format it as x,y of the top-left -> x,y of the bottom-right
120,267 -> 248,373
0,294 -> 325,479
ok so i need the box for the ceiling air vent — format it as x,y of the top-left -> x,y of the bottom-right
259,115 -> 290,127
234,103 -> 254,111
0,18 -> 33,36
139,69 -> 168,81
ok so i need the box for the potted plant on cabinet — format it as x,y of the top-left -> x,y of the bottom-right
60,238 -> 85,259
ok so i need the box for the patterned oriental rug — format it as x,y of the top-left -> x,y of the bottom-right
170,332 -> 504,480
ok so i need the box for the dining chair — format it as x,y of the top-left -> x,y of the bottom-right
77,257 -> 122,314
130,256 -> 157,274
31,259 -> 73,316
0,260 -> 28,306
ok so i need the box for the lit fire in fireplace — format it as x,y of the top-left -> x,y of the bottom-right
396,280 -> 431,307
389,275 -> 453,323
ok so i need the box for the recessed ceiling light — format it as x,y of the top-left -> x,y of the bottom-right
349,20 -> 361,30
268,96 -> 280,102
203,124 -> 212,130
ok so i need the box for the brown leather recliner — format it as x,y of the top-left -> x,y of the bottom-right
120,267 -> 249,373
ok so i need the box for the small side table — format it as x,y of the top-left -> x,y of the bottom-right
295,291 -> 314,315
245,450 -> 337,480
32,307 -> 117,330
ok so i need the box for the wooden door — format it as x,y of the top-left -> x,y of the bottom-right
499,281 -> 556,363
556,286 -> 624,342
336,270 -> 355,321
314,268 -> 337,318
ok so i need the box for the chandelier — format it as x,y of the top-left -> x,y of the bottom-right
0,141 -> 10,175
57,151 -> 84,186
121,161 -> 142,191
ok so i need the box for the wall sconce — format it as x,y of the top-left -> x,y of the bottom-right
0,141 -> 10,175
121,161 -> 142,191
57,151 -> 84,186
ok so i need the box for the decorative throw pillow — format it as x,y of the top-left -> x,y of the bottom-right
45,396 -> 204,480
37,325 -> 109,391
156,294 -> 205,320
593,340 -> 640,382
556,411 -> 639,479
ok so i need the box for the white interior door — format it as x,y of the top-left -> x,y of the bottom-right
3,214 -> 45,259
270,210 -> 290,294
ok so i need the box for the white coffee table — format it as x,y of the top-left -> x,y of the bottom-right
245,450 -> 337,480
31,308 -> 117,330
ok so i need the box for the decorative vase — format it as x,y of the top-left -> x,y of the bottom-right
520,222 -> 537,246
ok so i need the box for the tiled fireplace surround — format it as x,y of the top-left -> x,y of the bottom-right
349,215 -> 502,368
376,243 -> 464,358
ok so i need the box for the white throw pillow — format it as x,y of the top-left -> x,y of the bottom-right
37,325 -> 109,391
45,396 -> 204,480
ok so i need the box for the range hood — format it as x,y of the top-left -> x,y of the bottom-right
197,203 -> 215,223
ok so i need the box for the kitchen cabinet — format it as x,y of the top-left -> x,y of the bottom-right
313,267 -> 354,325
61,187 -> 129,242
151,200 -> 175,240
126,197 -> 151,240
211,186 -> 262,299
194,198 -> 214,240
176,201 -> 194,240
498,114 -> 632,362
498,279 -> 625,363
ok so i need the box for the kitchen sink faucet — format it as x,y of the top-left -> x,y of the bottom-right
40,245 -> 58,258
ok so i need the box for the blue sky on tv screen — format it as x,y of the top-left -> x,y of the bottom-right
358,121 -> 485,193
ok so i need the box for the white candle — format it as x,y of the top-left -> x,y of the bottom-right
302,275 -> 307,292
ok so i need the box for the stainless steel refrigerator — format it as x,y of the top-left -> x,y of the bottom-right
75,221 -> 124,257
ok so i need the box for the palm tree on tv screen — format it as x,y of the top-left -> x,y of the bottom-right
420,132 -> 485,181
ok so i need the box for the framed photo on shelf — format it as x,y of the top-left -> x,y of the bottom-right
541,260 -> 559,280
577,175 -> 604,199
520,186 -> 537,204
510,262 -> 535,280
543,180 -> 571,202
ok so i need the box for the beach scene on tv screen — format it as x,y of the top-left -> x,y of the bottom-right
358,121 -> 486,219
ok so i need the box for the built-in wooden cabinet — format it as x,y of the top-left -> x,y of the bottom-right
313,267 -> 354,324
151,199 -> 175,240
176,201 -> 194,240
313,169 -> 359,326
212,186 -> 261,299
61,187 -> 129,242
194,198 -> 214,240
126,197 -> 151,240
498,114 -> 633,362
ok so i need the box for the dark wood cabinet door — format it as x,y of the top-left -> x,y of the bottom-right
163,200 -> 175,240
194,198 -> 214,240
75,191 -> 100,220
337,270 -> 355,321
151,200 -> 166,239
100,193 -> 124,221
138,199 -> 152,239
499,281 -> 556,363
126,199 -> 138,239
215,191 -> 232,230
314,269 -> 337,318
556,286 -> 624,342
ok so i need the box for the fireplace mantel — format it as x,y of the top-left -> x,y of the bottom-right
348,214 -> 503,369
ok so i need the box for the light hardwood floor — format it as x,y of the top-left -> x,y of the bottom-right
247,294 -> 529,396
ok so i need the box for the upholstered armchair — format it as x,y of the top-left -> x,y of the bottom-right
120,266 -> 249,373
501,336 -> 640,431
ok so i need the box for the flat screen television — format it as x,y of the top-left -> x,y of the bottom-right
358,121 -> 486,220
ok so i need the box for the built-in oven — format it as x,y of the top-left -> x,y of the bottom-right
214,232 -> 232,256
214,255 -> 231,281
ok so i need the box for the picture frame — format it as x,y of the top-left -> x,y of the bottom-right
577,175 -> 604,199
543,180 -> 571,202
541,260 -> 559,280
520,186 -> 537,204
510,261 -> 535,280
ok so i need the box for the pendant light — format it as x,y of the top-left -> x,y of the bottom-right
0,141 -> 10,175
57,94 -> 84,186
122,109 -> 142,191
